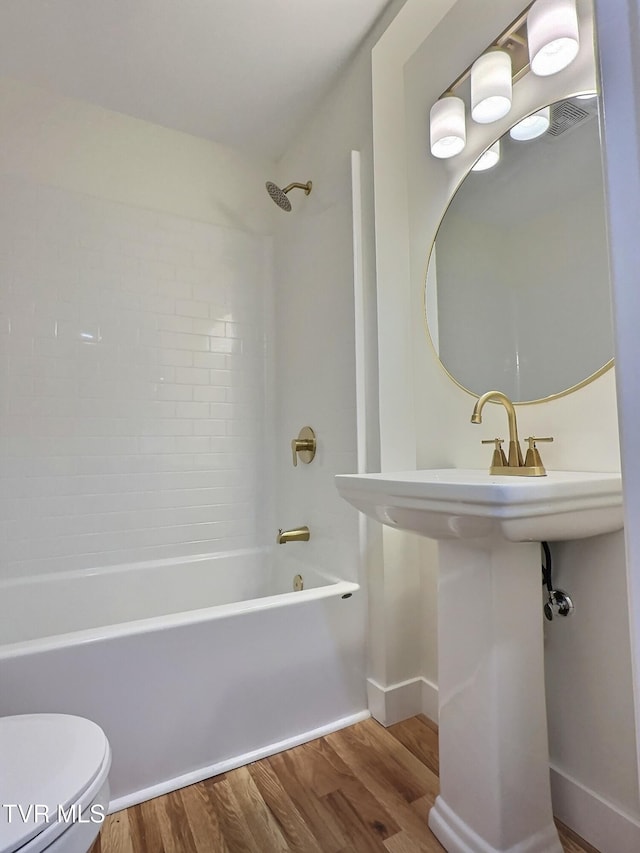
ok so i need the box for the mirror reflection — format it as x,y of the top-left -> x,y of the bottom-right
425,95 -> 613,403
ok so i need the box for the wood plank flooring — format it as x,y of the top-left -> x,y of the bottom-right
93,714 -> 599,853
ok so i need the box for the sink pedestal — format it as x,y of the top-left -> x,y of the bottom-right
429,538 -> 562,853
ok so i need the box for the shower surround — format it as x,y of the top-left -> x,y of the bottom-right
0,175 -> 272,579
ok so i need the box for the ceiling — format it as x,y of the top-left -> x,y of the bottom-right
0,0 -> 396,161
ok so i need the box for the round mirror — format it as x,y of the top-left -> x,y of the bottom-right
425,95 -> 613,403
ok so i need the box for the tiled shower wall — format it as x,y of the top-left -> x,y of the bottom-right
0,176 -> 272,580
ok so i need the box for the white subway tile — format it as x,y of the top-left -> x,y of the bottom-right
175,299 -> 210,319
192,386 -> 227,402
159,331 -> 210,352
209,337 -> 241,354
157,348 -> 194,367
175,366 -> 210,385
157,315 -> 194,334
209,369 -> 233,387
156,383 -> 194,402
175,402 -> 211,419
174,436 -> 211,454
193,352 -> 227,370
138,436 -> 177,455
193,420 -> 227,436
193,318 -> 226,337
0,180 -> 272,579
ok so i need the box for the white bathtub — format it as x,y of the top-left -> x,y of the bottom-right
0,548 -> 367,810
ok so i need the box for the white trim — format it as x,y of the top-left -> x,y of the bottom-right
367,675 -> 438,726
108,709 -> 371,813
351,149 -> 367,478
351,149 -> 370,612
594,0 -> 640,794
550,765 -> 640,853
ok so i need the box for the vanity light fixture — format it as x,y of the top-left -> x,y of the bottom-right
471,140 -> 500,171
528,0 -> 579,76
471,50 -> 513,123
428,0 -> 581,159
509,105 -> 551,140
430,95 -> 467,158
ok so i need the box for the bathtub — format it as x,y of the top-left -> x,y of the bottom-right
0,548 -> 367,810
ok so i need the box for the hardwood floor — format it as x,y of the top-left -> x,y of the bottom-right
93,715 -> 599,853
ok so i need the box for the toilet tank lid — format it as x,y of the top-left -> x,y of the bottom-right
0,714 -> 110,853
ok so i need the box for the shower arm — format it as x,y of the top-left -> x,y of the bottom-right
282,182 -> 312,195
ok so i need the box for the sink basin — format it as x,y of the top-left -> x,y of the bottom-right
336,468 -> 624,853
335,468 -> 623,542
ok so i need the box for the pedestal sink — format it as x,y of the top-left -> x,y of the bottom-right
336,469 -> 623,853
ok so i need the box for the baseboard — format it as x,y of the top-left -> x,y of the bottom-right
550,764 -> 640,853
367,676 -> 438,726
108,709 -> 370,814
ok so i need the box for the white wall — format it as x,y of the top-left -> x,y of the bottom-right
371,0 -> 462,721
0,79 -> 276,579
0,77 -> 273,235
372,0 -> 639,848
271,0 -> 411,717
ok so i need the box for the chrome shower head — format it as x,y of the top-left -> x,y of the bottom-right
265,180 -> 312,212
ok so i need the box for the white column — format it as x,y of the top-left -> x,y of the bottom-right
429,537 -> 562,853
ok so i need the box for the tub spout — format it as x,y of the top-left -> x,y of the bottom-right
277,526 -> 310,544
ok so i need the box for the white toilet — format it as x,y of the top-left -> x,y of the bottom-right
0,714 -> 111,853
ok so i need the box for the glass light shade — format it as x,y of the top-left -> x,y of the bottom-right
509,106 -> 551,140
528,0 -> 579,76
471,51 -> 512,124
472,140 -> 500,171
430,96 -> 466,158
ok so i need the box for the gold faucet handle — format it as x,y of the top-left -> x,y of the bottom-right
525,436 -> 553,448
482,438 -> 508,468
524,436 -> 553,469
291,426 -> 316,467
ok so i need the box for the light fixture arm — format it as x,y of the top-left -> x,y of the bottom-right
436,1 -> 535,100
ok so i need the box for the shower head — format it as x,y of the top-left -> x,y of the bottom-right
265,180 -> 312,212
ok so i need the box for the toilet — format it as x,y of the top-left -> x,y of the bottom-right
0,714 -> 111,853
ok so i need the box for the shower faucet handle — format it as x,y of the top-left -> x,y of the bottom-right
291,426 -> 316,467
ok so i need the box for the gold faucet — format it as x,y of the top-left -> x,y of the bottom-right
277,526 -> 310,544
471,390 -> 524,467
471,390 -> 553,476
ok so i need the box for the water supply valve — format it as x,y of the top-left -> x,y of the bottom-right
544,589 -> 575,621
